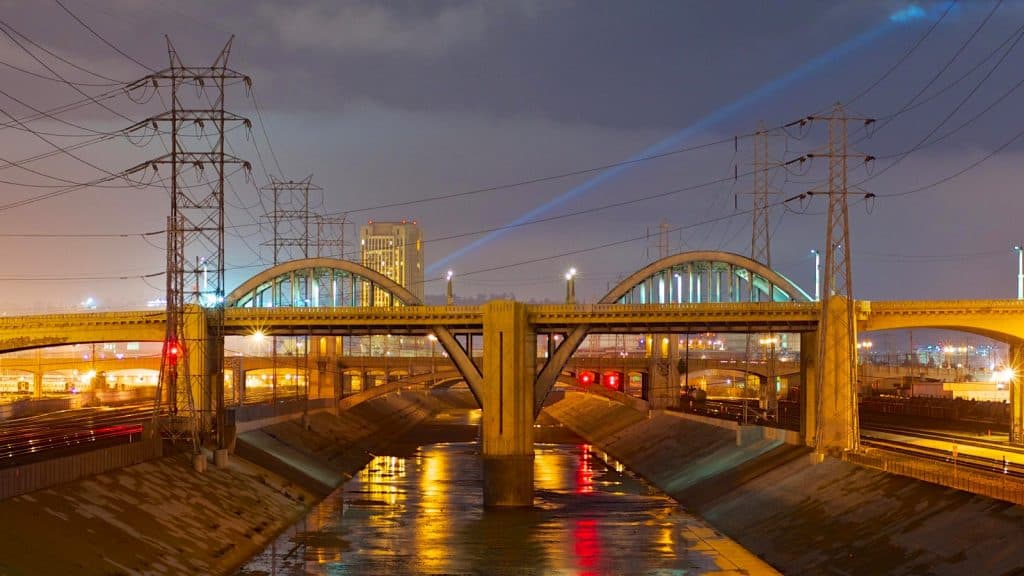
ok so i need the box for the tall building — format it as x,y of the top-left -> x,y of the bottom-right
359,220 -> 424,305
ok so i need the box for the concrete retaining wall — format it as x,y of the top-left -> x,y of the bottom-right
0,390 -> 452,575
233,397 -> 335,433
0,397 -> 79,421
545,392 -> 1024,576
0,430 -> 163,500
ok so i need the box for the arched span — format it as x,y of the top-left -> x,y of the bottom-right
225,257 -> 484,403
602,251 -> 811,304
226,257 -> 420,308
533,250 -> 810,414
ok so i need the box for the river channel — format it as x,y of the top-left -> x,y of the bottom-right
236,409 -> 763,575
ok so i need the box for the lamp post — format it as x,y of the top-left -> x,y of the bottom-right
1015,245 -> 1023,300
427,334 -> 437,384
565,267 -> 577,304
758,335 -> 779,417
446,270 -> 454,305
810,249 -> 820,301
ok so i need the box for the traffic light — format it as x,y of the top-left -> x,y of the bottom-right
166,340 -> 182,366
602,371 -> 624,391
577,370 -> 595,387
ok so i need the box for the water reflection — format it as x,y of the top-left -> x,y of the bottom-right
239,441 -> 740,575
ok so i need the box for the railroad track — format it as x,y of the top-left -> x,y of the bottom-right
0,404 -> 153,467
859,435 -> 1024,479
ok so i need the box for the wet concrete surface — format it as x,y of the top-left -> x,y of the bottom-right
236,409 -> 776,575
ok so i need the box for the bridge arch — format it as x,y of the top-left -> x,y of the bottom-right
226,257 -> 420,308
603,251 -> 810,305
534,250 -> 810,413
225,257 -> 483,403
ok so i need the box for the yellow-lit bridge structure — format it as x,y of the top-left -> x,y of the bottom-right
1,252 -> 1022,504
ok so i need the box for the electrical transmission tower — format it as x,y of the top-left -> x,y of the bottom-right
316,215 -> 348,259
260,175 -> 321,265
750,124 -> 776,268
136,37 -> 251,453
807,102 -> 874,452
745,124 -> 781,416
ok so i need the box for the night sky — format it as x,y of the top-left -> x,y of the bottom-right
1,0 -> 1022,311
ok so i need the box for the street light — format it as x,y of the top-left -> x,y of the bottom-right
446,270 -> 454,305
1014,245 -> 1023,300
427,334 -> 437,381
810,249 -> 820,301
565,267 -> 577,304
857,340 -> 873,361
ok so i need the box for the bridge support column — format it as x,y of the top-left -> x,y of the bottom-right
800,331 -> 817,446
481,301 -> 535,507
647,334 -> 679,409
815,295 -> 857,452
32,372 -> 43,398
237,360 -> 245,405
181,305 -> 211,432
1011,342 -> 1024,446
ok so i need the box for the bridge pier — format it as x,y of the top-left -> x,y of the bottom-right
32,372 -> 43,398
481,301 -> 535,507
814,295 -> 858,452
646,333 -> 679,409
1011,342 -> 1024,446
800,331 -> 818,446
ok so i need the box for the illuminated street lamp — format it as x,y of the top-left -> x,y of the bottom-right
856,340 -> 873,363
427,334 -> 437,380
810,249 -> 820,301
565,267 -> 577,304
446,270 -> 454,306
1014,245 -> 1024,300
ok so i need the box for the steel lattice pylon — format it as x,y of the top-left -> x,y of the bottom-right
135,37 -> 251,452
261,175 -> 322,265
751,124 -> 774,269
809,103 -> 874,452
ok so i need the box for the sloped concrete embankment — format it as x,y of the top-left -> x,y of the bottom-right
0,391 -> 447,576
544,392 -> 1024,576
235,390 -> 446,495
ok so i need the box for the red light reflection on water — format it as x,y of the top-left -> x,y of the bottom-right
576,444 -> 594,494
573,518 -> 601,574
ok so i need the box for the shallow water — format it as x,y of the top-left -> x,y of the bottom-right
238,421 -> 752,575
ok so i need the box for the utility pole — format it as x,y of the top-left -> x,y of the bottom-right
807,103 -> 875,453
134,37 -> 251,454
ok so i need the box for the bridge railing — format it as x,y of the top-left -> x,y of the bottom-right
844,449 -> 1024,506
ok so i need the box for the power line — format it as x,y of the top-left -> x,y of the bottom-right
847,1 -> 958,105
867,22 -> 1024,166
332,130 -> 770,216
878,121 -> 1024,198
0,17 -> 130,84
53,0 -> 155,73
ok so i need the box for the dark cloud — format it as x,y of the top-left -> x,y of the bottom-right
0,0 -> 1021,309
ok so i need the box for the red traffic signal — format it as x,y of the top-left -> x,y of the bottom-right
602,371 -> 623,391
166,340 -> 182,366
577,370 -> 596,387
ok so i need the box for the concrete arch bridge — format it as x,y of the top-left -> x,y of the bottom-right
1,252 -> 1023,505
